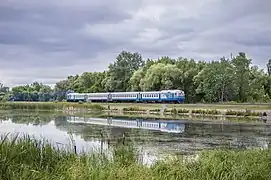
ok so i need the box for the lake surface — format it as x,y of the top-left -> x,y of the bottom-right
0,110 -> 270,164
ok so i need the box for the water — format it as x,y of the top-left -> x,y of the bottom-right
0,110 -> 270,165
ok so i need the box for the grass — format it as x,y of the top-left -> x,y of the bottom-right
0,133 -> 271,180
0,102 -> 105,111
100,102 -> 271,110
0,102 -> 269,117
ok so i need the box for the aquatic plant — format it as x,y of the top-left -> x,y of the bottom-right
0,102 -> 105,111
225,110 -> 261,117
122,107 -> 147,112
0,133 -> 270,180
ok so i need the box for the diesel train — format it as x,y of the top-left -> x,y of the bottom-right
66,89 -> 185,103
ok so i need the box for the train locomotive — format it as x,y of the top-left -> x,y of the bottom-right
66,89 -> 185,103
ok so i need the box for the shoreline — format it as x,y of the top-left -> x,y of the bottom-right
0,101 -> 270,119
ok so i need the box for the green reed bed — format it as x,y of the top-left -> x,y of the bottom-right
0,102 -> 265,118
1,134 -> 271,180
225,109 -> 262,117
0,102 -> 105,111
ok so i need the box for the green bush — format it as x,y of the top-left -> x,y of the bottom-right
191,109 -> 221,115
177,109 -> 189,114
122,107 -> 146,112
149,109 -> 160,112
225,110 -> 261,117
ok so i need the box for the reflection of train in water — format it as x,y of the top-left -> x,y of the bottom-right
66,117 -> 185,133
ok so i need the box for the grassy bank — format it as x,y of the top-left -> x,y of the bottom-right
0,102 -> 105,111
0,134 -> 270,180
0,102 -> 269,118
99,102 -> 271,111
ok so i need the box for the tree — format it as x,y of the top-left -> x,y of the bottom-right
129,68 -> 145,91
142,63 -> 182,91
247,66 -> 268,102
267,59 -> 271,76
176,58 -> 205,103
231,52 -> 252,102
3,51 -> 271,103
105,51 -> 145,91
0,83 -> 9,101
194,59 -> 236,102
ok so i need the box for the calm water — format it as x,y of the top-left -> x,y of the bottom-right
0,110 -> 270,164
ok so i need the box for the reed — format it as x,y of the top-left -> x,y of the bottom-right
0,102 -> 105,111
225,110 -> 262,117
0,133 -> 270,180
122,107 -> 147,112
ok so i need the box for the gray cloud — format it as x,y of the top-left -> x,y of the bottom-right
0,0 -> 270,87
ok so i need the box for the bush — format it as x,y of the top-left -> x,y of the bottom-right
122,107 -> 146,112
191,109 -> 221,115
149,109 -> 160,112
177,109 -> 189,114
225,110 -> 261,117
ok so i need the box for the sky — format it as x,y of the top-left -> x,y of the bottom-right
0,0 -> 270,87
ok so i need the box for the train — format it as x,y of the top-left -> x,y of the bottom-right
66,89 -> 185,103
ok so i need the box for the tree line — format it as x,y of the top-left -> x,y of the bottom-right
1,51 -> 271,103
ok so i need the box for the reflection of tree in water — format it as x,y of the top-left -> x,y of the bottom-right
10,114 -> 52,126
0,110 -> 64,125
53,116 -> 271,154
0,115 -> 9,121
54,116 -> 181,145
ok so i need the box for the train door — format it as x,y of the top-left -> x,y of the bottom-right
84,95 -> 88,102
137,93 -> 142,102
108,94 -> 112,102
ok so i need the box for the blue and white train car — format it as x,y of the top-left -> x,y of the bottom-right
66,89 -> 185,103
110,92 -> 138,102
86,92 -> 110,102
66,93 -> 87,102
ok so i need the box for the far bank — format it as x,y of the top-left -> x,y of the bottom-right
0,101 -> 270,119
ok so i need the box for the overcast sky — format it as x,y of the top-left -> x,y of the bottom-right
0,0 -> 270,87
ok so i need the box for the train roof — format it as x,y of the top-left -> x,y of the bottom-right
110,91 -> 139,94
67,89 -> 184,95
85,92 -> 110,95
160,90 -> 183,93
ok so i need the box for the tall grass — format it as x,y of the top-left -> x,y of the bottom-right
0,102 -> 105,111
0,133 -> 271,180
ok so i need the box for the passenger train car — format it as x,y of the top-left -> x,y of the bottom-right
66,89 -> 185,103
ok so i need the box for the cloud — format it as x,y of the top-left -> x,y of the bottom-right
0,0 -> 271,87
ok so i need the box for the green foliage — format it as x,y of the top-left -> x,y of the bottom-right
177,109 -> 190,114
0,102 -> 105,111
267,59 -> 271,76
1,135 -> 271,180
149,108 -> 160,112
2,51 -> 271,103
0,83 -> 10,101
191,109 -> 221,115
122,107 -> 147,112
104,51 -> 144,92
225,110 -> 261,117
